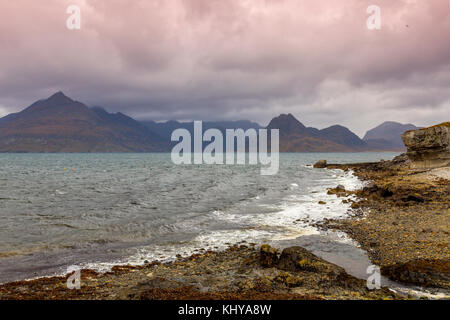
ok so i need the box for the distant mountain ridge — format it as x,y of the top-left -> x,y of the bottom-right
141,120 -> 262,143
267,113 -> 308,136
363,121 -> 421,150
266,114 -> 369,152
0,92 -> 417,152
0,92 -> 165,152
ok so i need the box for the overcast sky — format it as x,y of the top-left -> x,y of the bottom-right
0,0 -> 449,136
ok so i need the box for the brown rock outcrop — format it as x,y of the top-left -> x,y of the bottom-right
402,122 -> 450,169
313,160 -> 327,168
260,244 -> 279,267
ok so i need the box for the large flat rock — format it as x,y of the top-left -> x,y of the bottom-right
402,122 -> 450,169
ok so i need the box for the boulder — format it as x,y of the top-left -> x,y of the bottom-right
402,122 -> 450,169
327,185 -> 347,196
402,193 -> 424,203
381,259 -> 450,289
380,183 -> 394,198
260,244 -> 279,267
277,246 -> 334,273
363,182 -> 378,194
313,160 -> 327,168
391,153 -> 410,166
266,246 -> 363,290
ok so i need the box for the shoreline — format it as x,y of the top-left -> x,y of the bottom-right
319,162 -> 449,291
0,244 -> 402,300
0,162 -> 364,286
0,160 -> 448,300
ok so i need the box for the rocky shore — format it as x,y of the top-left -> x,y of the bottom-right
318,122 -> 449,290
320,161 -> 449,290
0,244 -> 400,300
0,162 -> 445,300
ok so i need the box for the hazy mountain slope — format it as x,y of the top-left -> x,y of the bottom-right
141,120 -> 262,142
0,92 -> 164,152
265,114 -> 367,152
363,121 -> 420,150
0,94 -> 411,152
319,125 -> 368,150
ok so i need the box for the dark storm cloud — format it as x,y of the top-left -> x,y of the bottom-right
0,0 -> 449,136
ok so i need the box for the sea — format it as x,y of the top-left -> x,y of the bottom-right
0,152 -> 399,284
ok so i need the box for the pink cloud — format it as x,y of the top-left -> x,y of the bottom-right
0,0 -> 449,135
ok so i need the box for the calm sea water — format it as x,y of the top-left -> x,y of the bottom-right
0,152 -> 399,283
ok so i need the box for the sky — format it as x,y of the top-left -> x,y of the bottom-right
0,0 -> 449,136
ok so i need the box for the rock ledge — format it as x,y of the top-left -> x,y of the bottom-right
402,122 -> 450,169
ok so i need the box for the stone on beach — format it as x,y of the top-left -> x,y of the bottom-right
313,160 -> 327,168
260,244 -> 279,267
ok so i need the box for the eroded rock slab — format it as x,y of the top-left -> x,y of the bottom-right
402,122 -> 450,169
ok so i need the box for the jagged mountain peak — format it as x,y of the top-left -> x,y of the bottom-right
267,113 -> 307,135
43,91 -> 74,105
0,93 -> 164,152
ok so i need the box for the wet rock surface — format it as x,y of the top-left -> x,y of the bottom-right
381,259 -> 450,289
260,244 -> 279,267
0,245 -> 400,300
277,246 -> 335,273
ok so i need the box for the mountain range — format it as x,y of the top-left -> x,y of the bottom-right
0,92 -> 164,152
363,121 -> 421,150
141,120 -> 262,143
267,114 -> 368,152
0,92 -> 418,152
